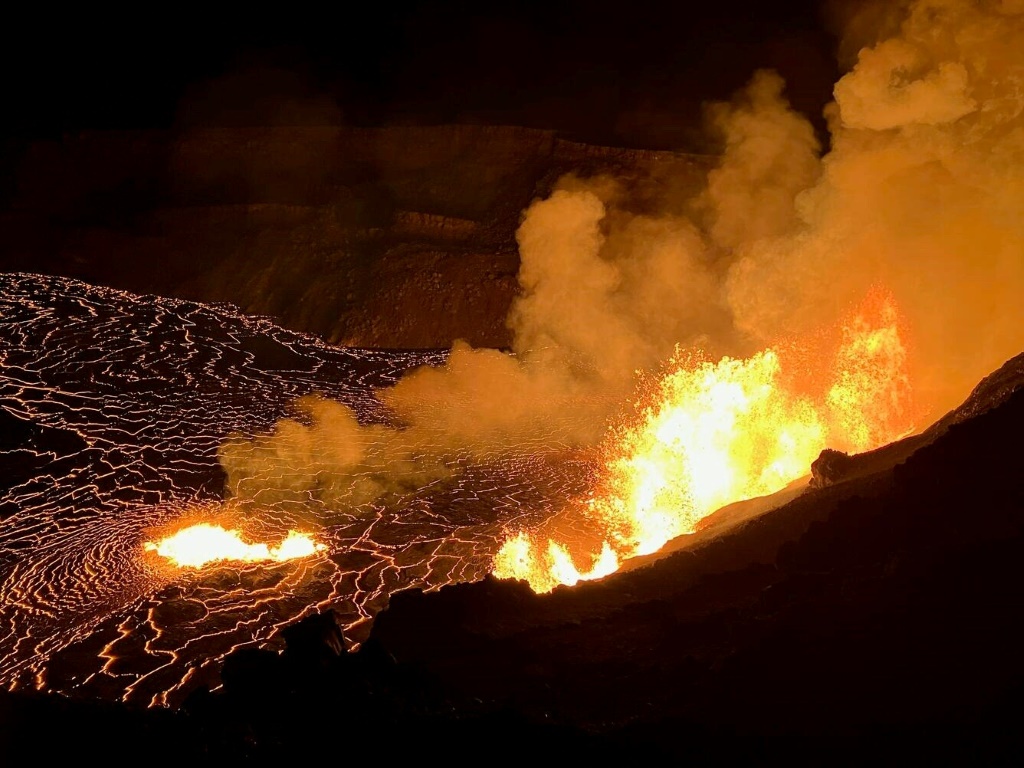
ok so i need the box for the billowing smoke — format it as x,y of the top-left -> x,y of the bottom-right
728,0 -> 1024,412
221,0 -> 1024,510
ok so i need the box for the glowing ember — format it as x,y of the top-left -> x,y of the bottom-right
144,524 -> 326,568
494,296 -> 913,592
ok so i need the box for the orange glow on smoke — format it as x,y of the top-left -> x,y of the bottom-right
826,295 -> 912,453
494,293 -> 913,592
144,524 -> 325,568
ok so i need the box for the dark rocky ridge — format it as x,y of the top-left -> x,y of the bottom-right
1,125 -> 712,349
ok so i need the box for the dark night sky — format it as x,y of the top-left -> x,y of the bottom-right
1,0 -> 840,148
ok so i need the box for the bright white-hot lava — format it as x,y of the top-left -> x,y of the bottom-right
494,295 -> 913,593
144,524 -> 325,569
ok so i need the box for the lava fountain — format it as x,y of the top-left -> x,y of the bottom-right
494,292 -> 913,592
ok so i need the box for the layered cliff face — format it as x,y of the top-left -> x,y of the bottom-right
0,125 -> 711,348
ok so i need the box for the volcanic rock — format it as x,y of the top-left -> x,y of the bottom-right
809,448 -> 853,488
280,609 -> 348,665
0,126 -> 711,349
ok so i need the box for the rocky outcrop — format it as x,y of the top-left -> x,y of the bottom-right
0,126 -> 713,349
809,448 -> 854,488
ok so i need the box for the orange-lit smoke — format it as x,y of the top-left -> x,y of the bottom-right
219,0 -> 1024,592
726,0 -> 1024,414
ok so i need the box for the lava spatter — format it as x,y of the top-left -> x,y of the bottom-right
494,296 -> 914,592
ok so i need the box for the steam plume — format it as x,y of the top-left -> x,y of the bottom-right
728,0 -> 1024,412
221,0 -> 1024,517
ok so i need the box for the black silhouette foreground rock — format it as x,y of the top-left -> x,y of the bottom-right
809,448 -> 853,488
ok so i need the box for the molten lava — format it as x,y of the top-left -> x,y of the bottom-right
144,524 -> 326,569
494,295 -> 912,592
826,298 -> 911,453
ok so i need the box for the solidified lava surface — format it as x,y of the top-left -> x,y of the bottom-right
0,273 -> 589,706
